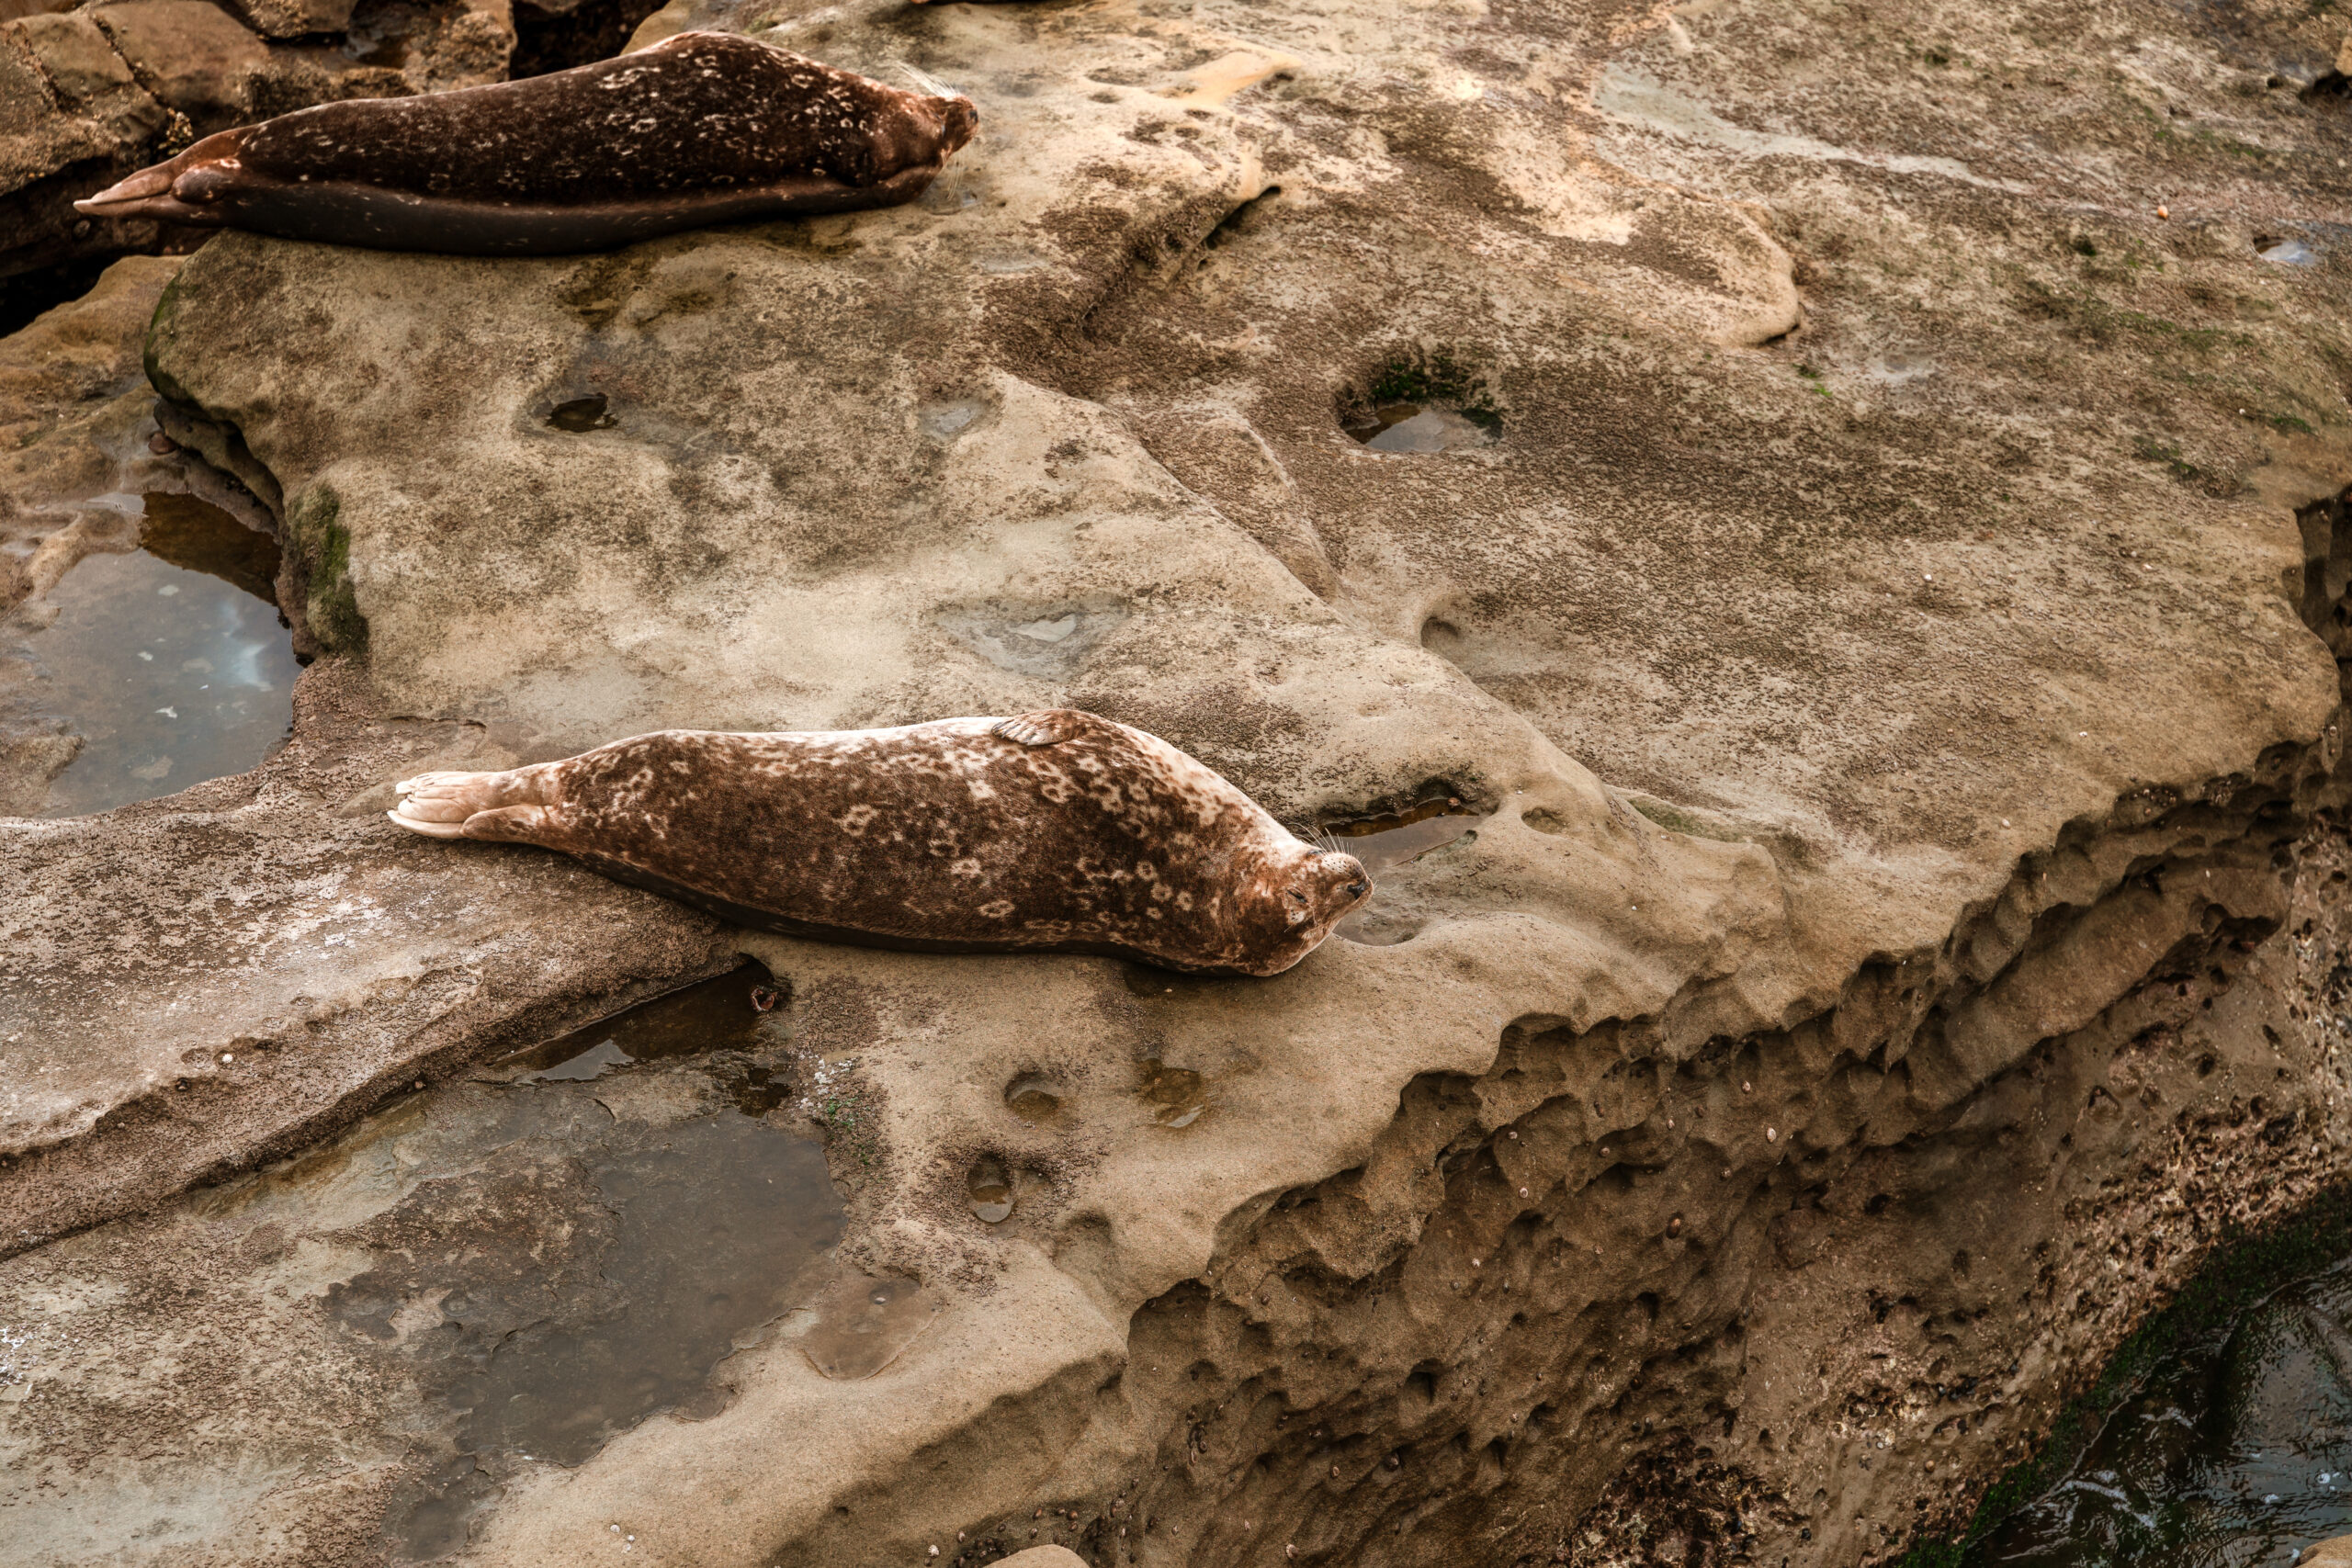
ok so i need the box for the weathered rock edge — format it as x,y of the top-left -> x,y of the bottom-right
755,649 -> 2351,1568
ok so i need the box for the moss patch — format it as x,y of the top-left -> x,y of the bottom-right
1364,350 -> 1503,430
288,484 -> 367,654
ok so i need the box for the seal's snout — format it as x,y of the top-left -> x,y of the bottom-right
1312,852 -> 1372,918
938,96 -> 979,156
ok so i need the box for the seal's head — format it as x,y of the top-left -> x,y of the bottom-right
933,94 -> 979,159
896,65 -> 978,164
1230,840 -> 1370,973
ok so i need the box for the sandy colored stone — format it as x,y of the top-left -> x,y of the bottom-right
90,0 -> 270,123
2305,1536 -> 2352,1568
7,0 -> 2352,1566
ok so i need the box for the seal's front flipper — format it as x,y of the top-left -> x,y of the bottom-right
992,709 -> 1112,747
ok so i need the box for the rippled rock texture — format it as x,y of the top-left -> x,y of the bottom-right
7,0 -> 2352,1564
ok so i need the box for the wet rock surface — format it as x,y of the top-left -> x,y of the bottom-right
5,0 -> 2352,1566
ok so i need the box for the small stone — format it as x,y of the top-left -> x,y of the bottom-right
147,433 -> 178,455
1767,1127 -> 1778,1141
2156,204 -> 2170,219
220,1053 -> 232,1063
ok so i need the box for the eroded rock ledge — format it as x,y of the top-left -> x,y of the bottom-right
6,0 -> 2352,1564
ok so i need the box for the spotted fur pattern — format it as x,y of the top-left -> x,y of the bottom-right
74,33 -> 978,253
390,711 -> 1371,977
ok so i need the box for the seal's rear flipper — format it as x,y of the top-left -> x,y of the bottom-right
74,165 -> 187,220
390,765 -> 560,840
992,709 -> 1120,747
387,809 -> 468,840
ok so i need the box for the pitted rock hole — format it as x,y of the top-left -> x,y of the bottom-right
1004,1074 -> 1065,1124
920,398 -> 989,439
1,494 -> 295,818
509,0 -> 672,79
939,598 -> 1130,677
1968,1254 -> 2352,1566
2256,235 -> 2322,267
546,393 -> 619,433
338,3 -> 413,69
967,1156 -> 1013,1224
340,961 -> 844,1558
1136,1058 -> 1212,1129
1344,402 -> 1497,454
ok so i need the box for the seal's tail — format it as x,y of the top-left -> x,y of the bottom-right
388,764 -> 560,842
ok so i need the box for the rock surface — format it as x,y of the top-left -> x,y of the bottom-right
4,0 -> 2352,1566
0,0 -> 514,281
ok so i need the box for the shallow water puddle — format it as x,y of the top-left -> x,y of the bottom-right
797,1269 -> 939,1380
505,964 -> 781,1081
967,1156 -> 1013,1223
1004,1073 -> 1065,1124
1345,402 -> 1495,454
328,964 -> 865,1557
1323,797 -> 1489,946
1326,796 -> 1488,875
1136,1057 -> 1213,1128
7,497 -> 296,817
1969,1261 -> 2352,1568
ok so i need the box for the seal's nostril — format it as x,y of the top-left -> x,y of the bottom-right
1348,882 -> 1367,897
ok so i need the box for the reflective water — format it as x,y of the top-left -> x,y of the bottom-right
1004,1074 -> 1065,1124
547,393 -> 617,432
356,963 -> 849,1558
1344,402 -> 1495,454
1326,796 -> 1487,874
503,964 -> 781,1080
967,1157 -> 1013,1224
1970,1263 -> 2352,1568
1323,797 -> 1488,947
8,504 -> 297,817
1136,1057 -> 1212,1129
798,1269 -> 938,1381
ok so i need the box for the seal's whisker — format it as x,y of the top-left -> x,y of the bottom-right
899,62 -> 966,100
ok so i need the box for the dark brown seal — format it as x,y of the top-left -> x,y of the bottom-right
73,32 -> 978,254
388,710 -> 1371,976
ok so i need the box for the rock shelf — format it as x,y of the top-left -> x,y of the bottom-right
6,0 -> 2352,1565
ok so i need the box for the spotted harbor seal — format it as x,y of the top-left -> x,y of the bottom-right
73,32 -> 978,254
387,710 -> 1371,976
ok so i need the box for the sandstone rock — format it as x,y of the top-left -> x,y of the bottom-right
0,0 -> 514,280
208,0 -> 352,42
6,0 -> 2352,1564
2306,1536 -> 2352,1568
89,0 -> 269,123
